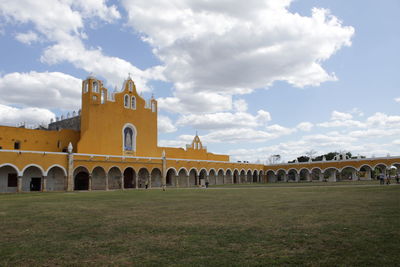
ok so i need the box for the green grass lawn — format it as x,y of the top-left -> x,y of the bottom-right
0,185 -> 399,266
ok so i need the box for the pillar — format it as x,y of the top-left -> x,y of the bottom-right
42,175 -> 47,192
186,175 -> 190,187
175,175 -> 179,188
295,173 -> 300,182
17,175 -> 22,193
306,172 -> 311,182
67,143 -> 74,192
134,174 -> 138,189
88,174 -> 92,191
105,173 -> 109,191
161,150 -> 167,187
120,175 -> 124,190
149,174 -> 152,188
352,170 -> 358,181
365,169 -> 372,180
319,172 -> 324,182
283,173 -> 288,182
329,171 -> 337,182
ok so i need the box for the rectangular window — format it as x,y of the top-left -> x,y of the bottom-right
14,141 -> 20,150
8,173 -> 17,187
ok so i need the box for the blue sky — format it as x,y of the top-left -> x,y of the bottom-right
0,0 -> 399,162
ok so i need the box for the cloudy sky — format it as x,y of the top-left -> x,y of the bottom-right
0,0 -> 399,162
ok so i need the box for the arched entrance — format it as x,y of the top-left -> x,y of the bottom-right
123,167 -> 136,188
0,165 -> 19,193
151,168 -> 162,187
166,168 -> 177,187
138,168 -> 150,188
189,168 -> 198,186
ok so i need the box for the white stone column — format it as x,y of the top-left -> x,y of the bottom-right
67,143 -> 74,192
88,174 -> 92,191
17,175 -> 22,193
175,175 -> 179,188
120,175 -> 124,190
105,173 -> 109,191
306,172 -> 311,182
319,172 -> 324,182
295,173 -> 300,182
186,175 -> 190,187
134,174 -> 138,189
149,174 -> 152,188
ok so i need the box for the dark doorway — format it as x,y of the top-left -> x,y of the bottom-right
233,173 -> 238,184
124,168 -> 134,188
30,177 -> 41,191
75,172 -> 89,190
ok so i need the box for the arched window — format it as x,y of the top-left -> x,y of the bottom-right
124,95 -> 130,108
101,90 -> 105,104
131,96 -> 136,109
83,82 -> 88,93
123,124 -> 136,151
93,81 -> 99,93
129,81 -> 133,92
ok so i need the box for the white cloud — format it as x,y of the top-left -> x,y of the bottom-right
395,97 -> 400,103
0,71 -> 81,110
158,115 -> 177,133
233,99 -> 248,113
15,31 -> 39,45
123,0 -> 354,113
0,104 -> 55,127
297,122 -> 313,131
0,0 -> 160,92
266,124 -> 296,135
331,110 -> 352,120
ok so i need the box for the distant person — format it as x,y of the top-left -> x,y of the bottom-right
379,174 -> 384,185
205,181 -> 209,188
396,173 -> 399,184
386,175 -> 391,185
145,180 -> 149,189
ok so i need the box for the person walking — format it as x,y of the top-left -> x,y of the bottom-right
379,174 -> 384,185
205,181 -> 209,188
396,173 -> 399,184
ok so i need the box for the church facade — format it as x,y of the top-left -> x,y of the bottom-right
0,76 -> 399,193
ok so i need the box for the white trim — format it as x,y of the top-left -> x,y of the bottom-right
46,164 -> 67,176
299,168 -> 311,173
166,167 -> 178,176
208,168 -> 217,176
73,165 -> 90,175
150,167 -> 162,174
107,166 -> 122,174
21,164 -> 45,176
178,167 -> 189,176
0,149 -> 67,155
91,165 -> 107,174
122,166 -> 136,173
0,163 -> 21,176
188,167 -> 198,175
339,166 -> 358,172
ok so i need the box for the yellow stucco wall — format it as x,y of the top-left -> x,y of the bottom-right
0,125 -> 79,152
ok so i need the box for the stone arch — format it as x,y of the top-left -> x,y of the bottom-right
45,164 -> 67,177
240,169 -> 246,183
217,169 -> 224,185
138,168 -> 150,188
311,167 -> 323,182
108,166 -> 122,190
92,166 -> 107,190
178,167 -> 189,176
208,169 -> 217,185
340,166 -> 359,181
299,168 -> 311,182
189,168 -> 198,186
233,169 -> 240,184
374,163 -> 388,176
0,164 -> 19,193
259,170 -> 264,183
46,165 -> 66,191
287,169 -> 299,182
252,170 -> 258,183
323,167 -> 340,182
178,168 -> 189,187
358,164 -> 373,180
166,168 -> 177,186
123,167 -> 136,189
276,169 -> 287,182
199,169 -> 208,186
151,168 -> 162,188
22,165 -> 45,192
246,170 -> 252,183
266,170 -> 276,182
21,164 -> 45,177
226,169 -> 233,184
74,166 -> 90,190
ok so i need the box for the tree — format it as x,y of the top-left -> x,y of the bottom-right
268,154 -> 281,164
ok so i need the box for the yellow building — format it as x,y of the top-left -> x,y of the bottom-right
0,76 -> 398,193
0,76 -> 264,193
